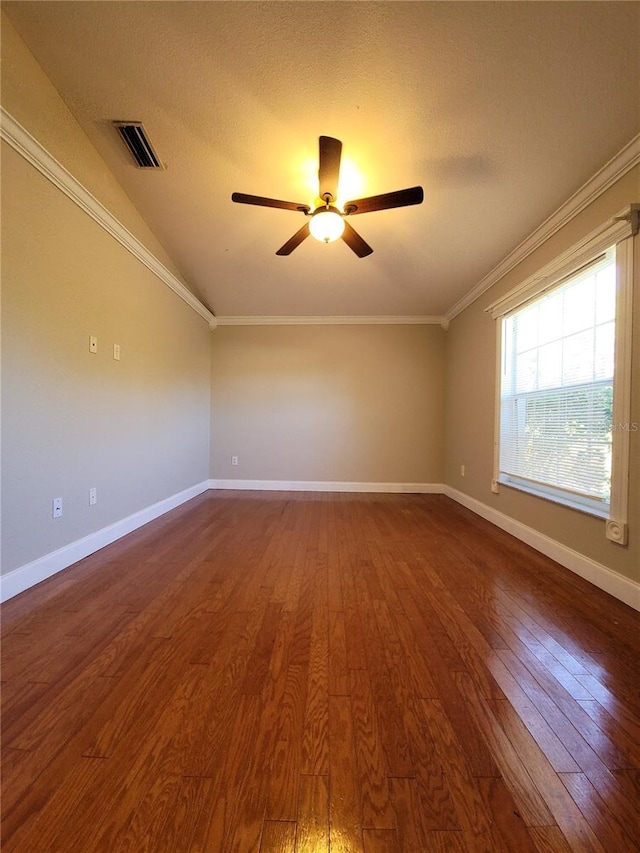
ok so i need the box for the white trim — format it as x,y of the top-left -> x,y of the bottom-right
445,135 -> 640,322
214,315 -> 446,327
443,486 -> 639,611
485,207 -> 636,319
0,108 -> 217,330
0,481 -> 210,602
491,318 -> 502,496
608,236 -> 634,544
4,479 -> 635,610
488,220 -> 635,541
209,479 -> 443,493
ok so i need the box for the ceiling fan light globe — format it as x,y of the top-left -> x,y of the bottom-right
309,210 -> 345,244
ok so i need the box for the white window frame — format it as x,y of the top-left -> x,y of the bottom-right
486,204 -> 637,544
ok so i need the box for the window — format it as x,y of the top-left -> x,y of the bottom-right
500,250 -> 615,516
487,205 -> 637,543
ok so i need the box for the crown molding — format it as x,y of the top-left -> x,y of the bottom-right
485,205 -> 637,319
0,107 -> 217,329
445,133 -> 640,323
215,315 -> 447,327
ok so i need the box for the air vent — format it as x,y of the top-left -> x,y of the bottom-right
113,121 -> 165,169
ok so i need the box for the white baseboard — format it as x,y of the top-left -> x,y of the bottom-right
443,486 -> 639,611
5,479 -> 636,611
0,481 -> 210,603
208,479 -> 444,494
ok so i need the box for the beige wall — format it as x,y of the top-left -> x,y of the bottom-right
1,19 -> 211,576
0,12 -> 191,290
210,324 -> 445,484
1,145 -> 211,575
445,166 -> 640,584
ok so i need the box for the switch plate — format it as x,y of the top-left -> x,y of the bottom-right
53,497 -> 63,518
89,487 -> 97,506
231,456 -> 238,466
89,335 -> 98,353
113,343 -> 120,361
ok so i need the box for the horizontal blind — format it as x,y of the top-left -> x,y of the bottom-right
499,249 -> 615,508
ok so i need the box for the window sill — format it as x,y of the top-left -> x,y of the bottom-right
497,476 -> 609,520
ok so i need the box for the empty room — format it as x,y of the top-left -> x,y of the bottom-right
1,2 -> 639,851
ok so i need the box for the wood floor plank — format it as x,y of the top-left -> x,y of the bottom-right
155,775 -> 214,853
55,665 -> 207,852
374,594 -> 439,700
329,695 -> 364,853
362,827 -> 400,852
573,673 -> 640,740
260,819 -> 297,851
496,647 -> 631,772
265,559 -> 314,820
484,652 -> 581,773
296,775 -> 329,853
328,610 -> 349,696
349,668 -> 395,829
241,602 -> 284,694
475,776 -> 540,853
369,602 -> 459,831
197,693 -> 263,852
481,694 -> 608,852
560,771 -> 640,853
0,680 -> 51,732
388,777 -> 435,852
300,563 -> 329,775
2,491 -> 638,852
10,755 -> 111,851
526,825 -> 576,853
420,698 -> 515,853
2,611 -> 138,746
409,555 -> 508,702
402,699 -> 460,833
181,608 -> 270,779
396,587 -> 501,778
355,586 -> 414,779
450,672 -> 555,827
577,699 -> 640,768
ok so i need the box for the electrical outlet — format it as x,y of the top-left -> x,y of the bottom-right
89,487 -> 97,506
89,335 -> 98,353
231,456 -> 238,466
113,343 -> 121,361
52,497 -> 63,518
460,465 -> 465,477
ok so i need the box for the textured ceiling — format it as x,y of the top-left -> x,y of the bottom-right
4,1 -> 640,317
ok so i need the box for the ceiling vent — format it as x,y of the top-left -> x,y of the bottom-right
113,121 -> 165,169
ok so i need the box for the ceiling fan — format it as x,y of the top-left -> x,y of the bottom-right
232,136 -> 424,257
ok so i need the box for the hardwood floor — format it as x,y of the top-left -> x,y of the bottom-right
2,491 -> 639,852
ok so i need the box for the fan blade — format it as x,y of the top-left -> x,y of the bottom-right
318,136 -> 342,201
343,186 -> 424,215
341,221 -> 373,258
232,192 -> 310,213
276,223 -> 311,255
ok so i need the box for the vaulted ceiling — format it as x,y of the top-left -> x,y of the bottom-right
4,1 -> 639,318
